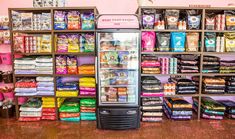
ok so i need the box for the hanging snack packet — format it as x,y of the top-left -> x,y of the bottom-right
170,32 -> 186,52
54,11 -> 67,30
142,31 -> 156,52
56,34 -> 68,52
225,33 -> 235,52
142,9 -> 155,29
81,12 -> 95,30
68,34 -> 79,52
156,33 -> 170,52
67,56 -> 78,74
67,11 -> 80,30
186,33 -> 199,52
40,35 -> 51,53
165,10 -> 180,29
205,32 -> 216,52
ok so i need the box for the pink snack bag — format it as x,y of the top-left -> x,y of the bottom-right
142,31 -> 156,52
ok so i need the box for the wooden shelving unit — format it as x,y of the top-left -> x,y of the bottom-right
9,7 -> 98,120
138,6 -> 235,121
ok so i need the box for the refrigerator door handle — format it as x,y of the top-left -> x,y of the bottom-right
127,110 -> 137,115
95,56 -> 98,84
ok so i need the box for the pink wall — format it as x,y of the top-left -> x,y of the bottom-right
0,0 -> 234,15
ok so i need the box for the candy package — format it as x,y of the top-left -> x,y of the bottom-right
156,33 -> 170,52
186,33 -> 199,52
170,32 -> 186,52
142,9 -> 155,29
56,34 -> 68,52
225,33 -> 235,52
54,11 -> 67,30
81,12 -> 94,30
165,10 -> 180,29
68,34 -> 79,52
41,13 -> 51,30
142,31 -> 156,52
67,56 -> 78,74
43,0 -> 53,7
67,11 -> 80,30
205,33 -> 216,52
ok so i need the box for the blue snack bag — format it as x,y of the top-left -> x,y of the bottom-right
54,11 -> 67,30
170,32 -> 186,52
81,12 -> 95,30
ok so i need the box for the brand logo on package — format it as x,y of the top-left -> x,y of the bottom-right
97,15 -> 139,29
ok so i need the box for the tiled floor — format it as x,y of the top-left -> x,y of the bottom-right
0,118 -> 234,139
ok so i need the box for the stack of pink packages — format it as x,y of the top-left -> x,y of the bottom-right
79,77 -> 96,96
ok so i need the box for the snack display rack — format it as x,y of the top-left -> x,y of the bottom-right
8,7 -> 98,119
138,6 -> 235,120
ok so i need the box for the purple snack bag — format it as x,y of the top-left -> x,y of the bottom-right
142,9 -> 155,29
142,31 -> 156,52
56,55 -> 67,74
57,34 -> 68,52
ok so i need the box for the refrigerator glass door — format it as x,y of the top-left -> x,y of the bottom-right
97,32 -> 139,106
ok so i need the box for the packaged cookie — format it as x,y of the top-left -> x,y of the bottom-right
165,10 -> 180,29
81,12 -> 95,30
12,11 -> 22,30
54,11 -> 67,30
142,9 -> 155,29
56,34 -> 68,52
68,34 -> 79,52
156,33 -> 170,52
33,0 -> 43,7
225,33 -> 235,52
21,12 -> 33,30
118,52 -> 129,68
40,35 -> 51,53
186,33 -> 199,52
67,11 -> 80,30
205,32 -> 216,52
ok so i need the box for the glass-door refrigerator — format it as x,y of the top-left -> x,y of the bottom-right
96,31 -> 140,129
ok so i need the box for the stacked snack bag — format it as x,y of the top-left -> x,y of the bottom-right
19,98 -> 42,121
202,77 -> 226,94
36,56 -> 53,74
36,77 -> 54,96
15,78 -> 37,96
141,55 -> 161,74
78,64 -> 95,75
218,100 -> 235,119
141,76 -> 163,97
41,97 -> 64,120
79,77 -> 96,96
80,99 -> 96,121
193,97 -> 225,120
164,97 -> 193,120
59,99 -> 80,122
56,77 -> 79,97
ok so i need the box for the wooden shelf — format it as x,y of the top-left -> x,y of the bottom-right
141,94 -> 199,98
141,29 -> 203,32
203,52 -> 235,55
54,52 -> 95,56
201,94 -> 235,97
55,74 -> 95,77
56,96 -> 96,98
141,73 -> 200,76
12,30 -> 51,33
15,95 -> 55,97
141,52 -> 201,55
54,30 -> 95,33
204,30 -> 235,33
15,74 -> 53,77
202,73 -> 235,76
14,53 -> 52,55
